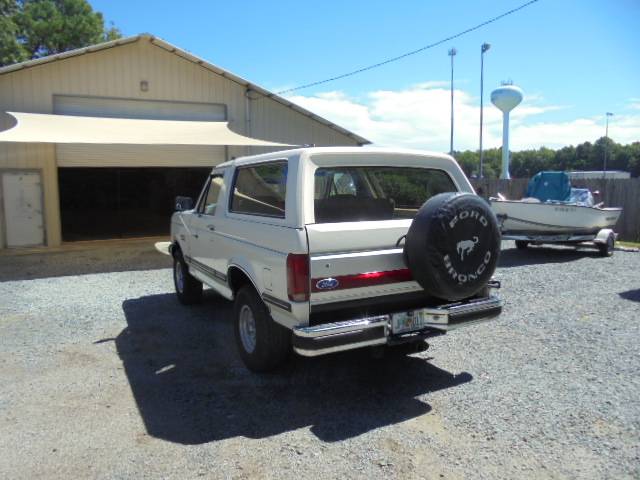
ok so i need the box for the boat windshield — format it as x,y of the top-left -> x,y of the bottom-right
526,171 -> 571,202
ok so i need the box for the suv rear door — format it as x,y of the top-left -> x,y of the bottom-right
306,164 -> 459,307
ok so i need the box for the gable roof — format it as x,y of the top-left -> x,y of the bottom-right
0,34 -> 370,145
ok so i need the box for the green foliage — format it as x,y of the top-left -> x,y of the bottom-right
0,0 -> 28,65
372,168 -> 456,207
0,0 -> 121,67
453,138 -> 640,178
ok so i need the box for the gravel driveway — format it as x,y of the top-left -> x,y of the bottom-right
0,241 -> 638,479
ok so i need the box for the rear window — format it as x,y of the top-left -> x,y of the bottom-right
314,166 -> 456,223
230,162 -> 287,218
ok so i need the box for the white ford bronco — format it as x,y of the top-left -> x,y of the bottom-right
170,147 -> 503,372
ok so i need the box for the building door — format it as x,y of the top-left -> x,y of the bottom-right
2,171 -> 44,247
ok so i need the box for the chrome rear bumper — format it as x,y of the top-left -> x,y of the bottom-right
293,295 -> 503,357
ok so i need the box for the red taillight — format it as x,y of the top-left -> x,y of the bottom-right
311,268 -> 413,292
287,253 -> 309,302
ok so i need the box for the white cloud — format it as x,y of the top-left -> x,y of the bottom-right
414,80 -> 452,89
287,85 -> 640,151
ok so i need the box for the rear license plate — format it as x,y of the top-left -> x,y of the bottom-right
391,310 -> 447,334
391,310 -> 431,333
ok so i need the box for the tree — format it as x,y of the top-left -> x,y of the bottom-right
0,0 -> 121,67
453,138 -> 640,178
0,0 -> 27,66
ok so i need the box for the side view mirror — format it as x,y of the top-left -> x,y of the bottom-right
593,190 -> 600,197
175,196 -> 194,212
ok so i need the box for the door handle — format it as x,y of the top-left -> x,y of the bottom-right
207,225 -> 216,231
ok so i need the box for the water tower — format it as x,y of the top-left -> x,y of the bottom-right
491,83 -> 523,179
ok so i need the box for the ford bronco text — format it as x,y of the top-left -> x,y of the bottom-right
170,147 -> 503,371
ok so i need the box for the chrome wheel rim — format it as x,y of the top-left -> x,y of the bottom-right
175,260 -> 185,293
239,304 -> 257,353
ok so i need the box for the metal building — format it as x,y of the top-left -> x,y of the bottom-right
0,34 -> 368,249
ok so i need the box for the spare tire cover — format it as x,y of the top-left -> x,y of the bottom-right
404,192 -> 501,301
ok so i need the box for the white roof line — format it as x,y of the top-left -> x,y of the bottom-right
0,35 -> 141,74
0,33 -> 370,145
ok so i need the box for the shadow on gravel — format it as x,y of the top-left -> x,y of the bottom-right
0,246 -> 171,282
110,292 -> 472,445
498,245 -> 600,268
618,289 -> 640,302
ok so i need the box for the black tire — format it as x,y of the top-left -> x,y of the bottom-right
403,192 -> 501,301
233,285 -> 291,372
173,250 -> 203,305
515,240 -> 529,250
598,233 -> 615,257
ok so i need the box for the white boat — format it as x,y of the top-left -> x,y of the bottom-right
489,171 -> 623,255
491,199 -> 622,237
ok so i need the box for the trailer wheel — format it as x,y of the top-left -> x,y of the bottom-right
234,285 -> 291,372
598,232 -> 615,257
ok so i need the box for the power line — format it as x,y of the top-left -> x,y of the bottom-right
274,0 -> 540,96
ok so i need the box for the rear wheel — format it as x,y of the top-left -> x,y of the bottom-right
598,233 -> 615,257
173,250 -> 202,305
233,285 -> 291,372
515,240 -> 529,250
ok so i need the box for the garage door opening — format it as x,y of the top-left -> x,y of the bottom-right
59,167 -> 210,241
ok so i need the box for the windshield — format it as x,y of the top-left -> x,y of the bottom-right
314,166 -> 456,223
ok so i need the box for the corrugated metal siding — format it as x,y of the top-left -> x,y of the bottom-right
0,38 -> 359,247
54,95 -> 227,167
55,145 -> 226,168
248,95 -> 360,156
54,95 -> 227,120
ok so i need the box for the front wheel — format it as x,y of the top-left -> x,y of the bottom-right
233,286 -> 291,372
515,240 -> 529,250
598,233 -> 615,257
173,251 -> 203,305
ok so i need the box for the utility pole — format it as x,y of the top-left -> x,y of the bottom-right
448,48 -> 457,155
479,42 -> 491,177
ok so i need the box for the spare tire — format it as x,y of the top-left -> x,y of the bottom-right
404,192 -> 501,301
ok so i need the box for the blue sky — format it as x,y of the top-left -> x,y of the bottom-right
92,0 -> 640,151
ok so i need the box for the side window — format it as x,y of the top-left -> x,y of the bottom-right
230,162 -> 287,218
199,174 -> 224,215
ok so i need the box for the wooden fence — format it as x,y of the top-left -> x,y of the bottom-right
470,177 -> 640,242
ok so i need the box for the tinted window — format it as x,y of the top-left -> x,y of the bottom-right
200,175 -> 224,215
230,162 -> 287,218
314,166 -> 456,223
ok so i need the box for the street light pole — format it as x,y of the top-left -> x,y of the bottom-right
604,112 -> 614,174
448,48 -> 457,155
479,42 -> 491,178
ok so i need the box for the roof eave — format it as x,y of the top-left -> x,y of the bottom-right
0,33 -> 371,145
148,36 -> 370,145
0,35 -> 142,75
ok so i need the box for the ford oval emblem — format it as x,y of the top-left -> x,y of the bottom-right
316,278 -> 339,290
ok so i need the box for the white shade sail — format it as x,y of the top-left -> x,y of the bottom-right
0,111 -> 295,146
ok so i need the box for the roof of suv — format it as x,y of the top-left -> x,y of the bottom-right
216,146 -> 456,169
